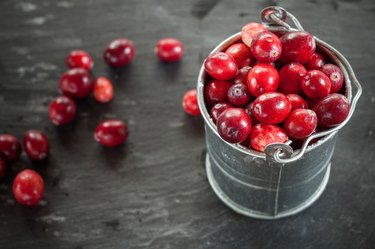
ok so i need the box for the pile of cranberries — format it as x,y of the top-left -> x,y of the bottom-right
200,22 -> 349,152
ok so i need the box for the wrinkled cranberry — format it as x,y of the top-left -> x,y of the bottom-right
0,134 -> 21,162
245,101 -> 260,125
59,68 -> 93,99
250,123 -> 288,152
284,109 -> 318,139
227,84 -> 251,107
225,43 -> 254,68
241,22 -> 267,47
217,108 -> 252,143
104,38 -> 135,67
313,93 -> 350,128
252,92 -> 291,124
94,120 -> 129,147
182,89 -> 200,116
278,63 -> 306,94
155,38 -> 184,62
66,50 -> 93,70
321,64 -> 344,93
210,102 -> 232,124
13,169 -> 44,206
287,94 -> 308,110
0,157 -> 6,178
301,70 -> 331,99
250,31 -> 282,63
280,31 -> 316,64
204,80 -> 232,106
23,130 -> 49,161
48,96 -> 77,126
305,52 -> 325,70
204,52 -> 238,80
247,64 -> 279,97
93,77 -> 114,103
233,66 -> 252,85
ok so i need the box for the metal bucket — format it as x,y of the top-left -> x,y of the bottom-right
197,7 -> 362,219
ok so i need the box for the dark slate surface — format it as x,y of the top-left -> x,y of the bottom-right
0,0 -> 374,248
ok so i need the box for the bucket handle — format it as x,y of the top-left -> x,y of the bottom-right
261,6 -> 363,163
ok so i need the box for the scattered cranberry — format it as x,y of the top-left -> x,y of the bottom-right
227,84 -> 251,107
104,38 -> 135,67
284,109 -> 318,139
247,64 -> 279,97
204,80 -> 232,106
280,31 -> 316,64
287,94 -> 308,110
94,120 -> 129,147
305,52 -> 325,70
225,43 -> 254,68
182,89 -> 200,116
252,92 -> 291,124
313,93 -> 350,128
204,52 -> 238,80
210,102 -> 233,124
321,64 -> 344,93
66,50 -> 93,70
301,70 -> 331,99
217,108 -> 252,143
48,96 -> 77,126
0,157 -> 7,178
23,130 -> 49,161
250,31 -> 282,63
155,38 -> 184,62
13,169 -> 44,206
250,123 -> 288,152
0,134 -> 21,162
93,77 -> 114,103
241,22 -> 267,47
234,66 -> 252,85
245,101 -> 260,125
59,68 -> 93,99
278,63 -> 307,94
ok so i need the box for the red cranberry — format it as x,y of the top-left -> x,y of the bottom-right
241,22 -> 267,47
305,52 -> 325,70
245,101 -> 260,125
182,89 -> 200,116
104,38 -> 135,67
321,64 -> 344,93
217,108 -> 252,143
209,102 -> 232,124
59,68 -> 93,99
254,61 -> 275,67
313,93 -> 350,128
278,63 -> 307,94
0,134 -> 21,162
13,169 -> 44,206
23,130 -> 49,161
48,96 -> 77,126
0,157 -> 6,178
280,31 -> 316,64
252,92 -> 291,124
66,50 -> 93,70
250,123 -> 288,152
250,31 -> 282,63
284,109 -> 317,139
155,38 -> 184,62
287,94 -> 308,110
94,120 -> 129,147
234,66 -> 252,85
227,84 -> 251,107
225,43 -> 254,68
301,70 -> 331,99
204,80 -> 232,106
93,77 -> 114,103
247,64 -> 279,97
204,52 -> 238,80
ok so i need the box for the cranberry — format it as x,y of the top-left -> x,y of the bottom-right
23,130 -> 49,161
241,22 -> 267,47
0,134 -> 21,162
204,52 -> 238,81
216,108 -> 252,143
66,50 -> 93,70
278,63 -> 307,94
245,101 -> 260,125
305,52 -> 325,70
155,38 -> 184,62
250,123 -> 288,152
250,31 -> 282,63
301,70 -> 331,99
280,31 -> 316,63
48,96 -> 77,126
313,93 -> 350,128
247,64 -> 279,97
227,84 -> 251,107
93,77 -> 114,103
284,109 -> 317,139
321,64 -> 344,93
252,92 -> 291,124
13,169 -> 44,206
225,43 -> 254,68
287,94 -> 308,110
233,66 -> 252,85
182,89 -> 200,116
59,68 -> 93,99
204,80 -> 232,106
0,157 -> 7,178
94,120 -> 129,147
104,38 -> 135,67
209,102 -> 232,124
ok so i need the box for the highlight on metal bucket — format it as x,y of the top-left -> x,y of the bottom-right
197,6 -> 362,219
